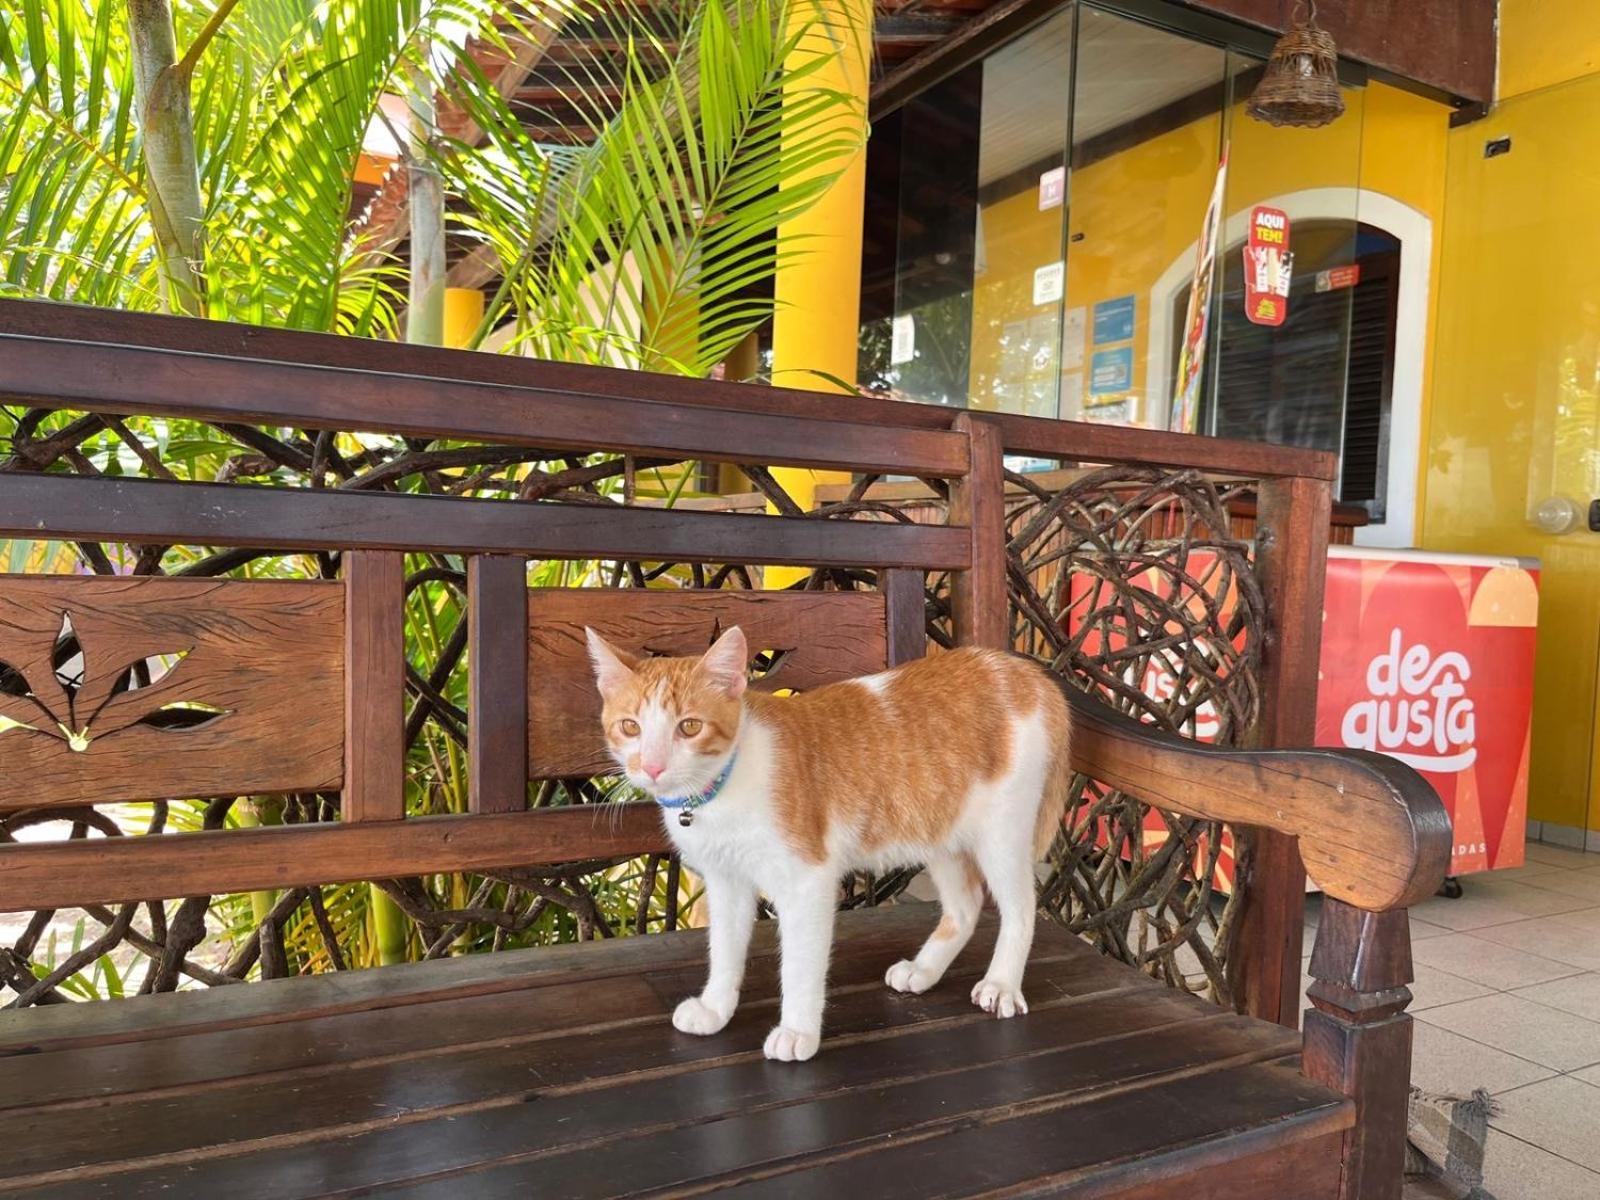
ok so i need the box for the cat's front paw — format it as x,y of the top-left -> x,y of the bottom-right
971,978 -> 1028,1018
673,995 -> 733,1036
763,1025 -> 820,1062
884,958 -> 940,994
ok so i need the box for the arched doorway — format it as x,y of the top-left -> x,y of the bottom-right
1148,190 -> 1433,548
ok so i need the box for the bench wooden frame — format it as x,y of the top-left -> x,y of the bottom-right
0,300 -> 1448,1199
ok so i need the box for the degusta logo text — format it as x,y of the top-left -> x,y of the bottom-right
1340,628 -> 1476,772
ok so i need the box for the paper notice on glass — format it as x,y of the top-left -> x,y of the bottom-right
890,313 -> 915,365
1090,346 -> 1133,396
1060,371 -> 1085,419
1093,296 -> 1136,345
1084,398 -> 1133,425
1062,306 -> 1086,370
1038,166 -> 1066,211
1032,261 -> 1064,306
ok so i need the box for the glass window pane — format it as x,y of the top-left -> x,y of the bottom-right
967,9 -> 1072,419
1065,6 -> 1227,429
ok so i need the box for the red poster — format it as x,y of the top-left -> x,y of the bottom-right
1315,553 -> 1538,875
1244,206 -> 1292,327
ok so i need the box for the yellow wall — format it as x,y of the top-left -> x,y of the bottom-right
1500,0 -> 1600,100
1423,71 -> 1600,833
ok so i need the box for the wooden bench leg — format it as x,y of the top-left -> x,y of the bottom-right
1302,899 -> 1415,1200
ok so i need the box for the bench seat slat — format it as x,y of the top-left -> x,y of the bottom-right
0,915 -> 1348,1200
0,906 -> 937,1056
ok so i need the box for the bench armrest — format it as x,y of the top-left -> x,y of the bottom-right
1059,684 -> 1451,912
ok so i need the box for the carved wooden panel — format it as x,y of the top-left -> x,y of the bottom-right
528,589 -> 889,778
0,576 -> 343,809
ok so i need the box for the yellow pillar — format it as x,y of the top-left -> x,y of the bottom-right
443,287 -> 486,350
718,332 -> 762,495
765,0 -> 872,586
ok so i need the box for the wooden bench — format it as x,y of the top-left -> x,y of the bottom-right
0,302 -> 1448,1199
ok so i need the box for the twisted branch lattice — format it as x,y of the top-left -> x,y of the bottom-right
1,410 -> 1264,1009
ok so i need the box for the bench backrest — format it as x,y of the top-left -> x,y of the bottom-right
0,299 -> 1353,1026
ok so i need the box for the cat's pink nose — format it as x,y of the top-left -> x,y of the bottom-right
643,761 -> 666,781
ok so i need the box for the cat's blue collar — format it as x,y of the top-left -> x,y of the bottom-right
655,753 -> 737,826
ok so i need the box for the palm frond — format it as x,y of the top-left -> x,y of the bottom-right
0,0 -> 155,308
434,0 -> 864,374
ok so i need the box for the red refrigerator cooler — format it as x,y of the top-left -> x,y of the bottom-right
1314,547 -> 1539,877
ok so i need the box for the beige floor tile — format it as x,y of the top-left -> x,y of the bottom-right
1472,918 -> 1600,972
1410,885 -> 1593,931
1418,992 -> 1600,1071
1514,974 -> 1600,1023
1524,844 -> 1598,869
1407,896 -> 1547,931
1536,906 -> 1600,934
1409,913 -> 1451,942
1492,1076 -> 1600,1173
1481,1131 -> 1600,1200
1488,860 -> 1573,882
1409,1021 -> 1555,1096
1524,870 -> 1600,902
1466,875 -> 1600,911
1171,941 -> 1203,978
1412,932 -> 1584,991
1408,962 -> 1496,1012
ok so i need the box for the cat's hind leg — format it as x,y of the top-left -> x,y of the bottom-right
970,717 -> 1052,1018
970,827 -> 1036,1018
885,853 -> 983,995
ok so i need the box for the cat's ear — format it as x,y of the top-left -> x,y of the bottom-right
698,625 -> 748,698
585,628 -> 638,695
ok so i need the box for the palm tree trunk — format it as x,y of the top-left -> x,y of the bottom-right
406,59 -> 446,345
125,0 -> 205,314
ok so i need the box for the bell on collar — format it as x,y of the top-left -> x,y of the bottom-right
678,810 -> 694,827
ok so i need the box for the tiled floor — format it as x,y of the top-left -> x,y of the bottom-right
1306,841 -> 1600,1200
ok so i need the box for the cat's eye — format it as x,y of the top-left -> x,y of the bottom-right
677,718 -> 703,737
619,718 -> 640,737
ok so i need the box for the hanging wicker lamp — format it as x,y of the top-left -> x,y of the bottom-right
1246,1 -> 1345,128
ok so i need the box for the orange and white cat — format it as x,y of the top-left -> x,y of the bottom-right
586,625 -> 1072,1062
